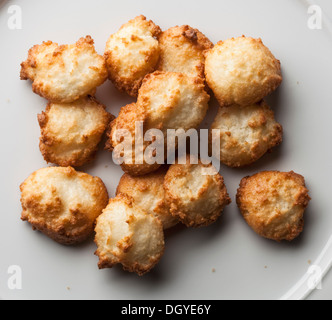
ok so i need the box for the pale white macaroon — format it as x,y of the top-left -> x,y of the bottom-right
210,101 -> 283,167
20,36 -> 108,103
20,166 -> 109,245
116,167 -> 178,229
205,36 -> 282,106
164,155 -> 231,228
38,96 -> 113,167
104,15 -> 161,97
94,194 -> 165,275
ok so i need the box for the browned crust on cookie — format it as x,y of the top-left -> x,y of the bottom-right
104,15 -> 161,97
94,194 -> 165,275
157,25 -> 213,79
236,171 -> 311,242
205,36 -> 282,107
105,102 -> 161,176
164,155 -> 231,228
38,96 -> 114,167
20,166 -> 109,245
210,101 -> 283,168
20,36 -> 107,103
116,166 -> 178,229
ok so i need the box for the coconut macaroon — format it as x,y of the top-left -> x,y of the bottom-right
205,36 -> 282,107
236,171 -> 311,242
137,71 -> 210,131
20,166 -> 109,245
38,96 -> 113,167
104,15 -> 161,97
107,72 -> 210,176
157,25 -> 213,80
94,194 -> 165,275
210,101 -> 283,167
164,155 -> 231,228
116,167 -> 178,230
20,36 -> 108,103
106,102 -> 162,176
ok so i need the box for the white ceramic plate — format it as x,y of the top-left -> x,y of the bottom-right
1,0 -> 331,300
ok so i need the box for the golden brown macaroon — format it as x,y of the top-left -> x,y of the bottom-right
164,155 -> 231,228
20,166 -> 109,245
104,15 -> 161,97
94,194 -> 165,276
210,101 -> 283,167
137,71 -> 210,132
106,72 -> 210,176
106,102 -> 162,176
205,36 -> 282,106
116,167 -> 178,229
20,36 -> 108,103
157,25 -> 213,79
38,96 -> 113,167
236,171 -> 311,241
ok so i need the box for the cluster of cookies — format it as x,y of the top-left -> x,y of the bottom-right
19,15 -> 311,276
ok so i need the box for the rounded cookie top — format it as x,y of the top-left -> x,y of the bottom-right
236,171 -> 311,241
157,25 -> 213,79
116,166 -> 178,229
106,102 -> 162,176
20,166 -> 109,245
205,36 -> 282,106
210,101 -> 283,167
137,71 -> 210,132
94,194 -> 165,275
38,96 -> 112,167
105,15 -> 161,97
20,36 -> 108,103
164,155 -> 231,227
